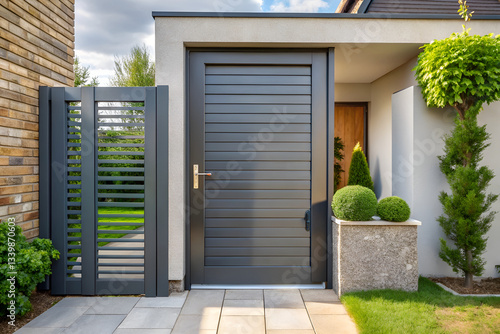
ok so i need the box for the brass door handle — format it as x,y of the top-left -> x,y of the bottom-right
193,164 -> 212,189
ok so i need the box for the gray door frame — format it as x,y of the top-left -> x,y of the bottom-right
186,49 -> 335,287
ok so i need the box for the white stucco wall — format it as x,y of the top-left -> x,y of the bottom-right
335,83 -> 371,102
393,86 -> 500,277
369,57 -> 418,198
154,15 -> 500,282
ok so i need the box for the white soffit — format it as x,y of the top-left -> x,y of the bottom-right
334,43 -> 423,83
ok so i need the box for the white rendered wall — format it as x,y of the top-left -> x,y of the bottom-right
393,86 -> 500,277
369,58 -> 418,198
155,16 -> 500,281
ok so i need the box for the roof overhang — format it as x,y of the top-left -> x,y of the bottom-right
153,14 -> 500,83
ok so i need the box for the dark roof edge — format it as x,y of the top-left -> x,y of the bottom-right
357,0 -> 373,14
152,11 -> 500,19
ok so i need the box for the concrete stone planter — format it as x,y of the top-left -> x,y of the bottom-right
332,216 -> 421,296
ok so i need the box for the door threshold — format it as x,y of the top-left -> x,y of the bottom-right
191,283 -> 326,290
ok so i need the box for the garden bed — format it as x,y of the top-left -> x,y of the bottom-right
430,277 -> 500,295
0,290 -> 63,334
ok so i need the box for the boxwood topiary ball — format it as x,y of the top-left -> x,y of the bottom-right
377,196 -> 411,222
331,185 -> 377,221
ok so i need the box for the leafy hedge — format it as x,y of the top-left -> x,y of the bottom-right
0,222 -> 59,317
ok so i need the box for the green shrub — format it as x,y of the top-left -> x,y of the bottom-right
334,136 -> 345,193
331,185 -> 377,221
377,196 -> 411,222
413,1 -> 500,288
347,143 -> 374,191
0,221 -> 60,317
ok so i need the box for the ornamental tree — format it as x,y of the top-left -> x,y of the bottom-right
414,1 -> 500,288
347,142 -> 374,191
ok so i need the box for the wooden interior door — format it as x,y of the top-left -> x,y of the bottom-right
334,103 -> 366,190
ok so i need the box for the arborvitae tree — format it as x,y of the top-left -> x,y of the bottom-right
347,142 -> 374,191
334,136 -> 345,193
414,1 -> 500,288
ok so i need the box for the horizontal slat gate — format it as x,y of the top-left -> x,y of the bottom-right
41,86 -> 169,296
204,65 -> 312,270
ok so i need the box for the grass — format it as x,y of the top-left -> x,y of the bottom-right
341,277 -> 500,334
97,207 -> 144,246
67,207 -> 144,261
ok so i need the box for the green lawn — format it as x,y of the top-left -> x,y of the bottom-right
341,277 -> 500,334
97,207 -> 144,246
67,207 -> 144,261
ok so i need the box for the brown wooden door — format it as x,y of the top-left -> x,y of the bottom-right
334,103 -> 366,189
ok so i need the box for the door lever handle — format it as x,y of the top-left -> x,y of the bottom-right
304,209 -> 311,232
193,164 -> 212,189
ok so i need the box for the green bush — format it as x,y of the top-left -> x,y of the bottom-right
334,136 -> 345,193
413,1 -> 500,288
347,143 -> 374,191
0,221 -> 60,317
377,196 -> 411,222
331,185 -> 377,221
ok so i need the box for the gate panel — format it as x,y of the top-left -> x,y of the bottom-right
41,86 -> 168,296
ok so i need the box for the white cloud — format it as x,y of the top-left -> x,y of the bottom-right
74,0 -> 263,85
270,0 -> 328,12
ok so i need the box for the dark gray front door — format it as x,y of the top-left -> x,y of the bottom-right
189,51 -> 327,285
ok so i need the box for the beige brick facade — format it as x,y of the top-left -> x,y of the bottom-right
0,0 -> 75,239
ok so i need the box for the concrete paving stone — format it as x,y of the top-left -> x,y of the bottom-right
53,297 -> 99,308
266,330 -> 315,334
61,314 -> 125,334
170,314 -> 220,334
181,290 -> 225,315
310,314 -> 358,334
84,297 -> 140,314
264,290 -> 304,309
118,308 -> 181,329
300,289 -> 339,302
114,329 -> 172,334
222,299 -> 264,316
24,306 -> 89,328
305,301 -> 348,315
14,328 -> 65,334
218,315 -> 265,334
135,292 -> 188,308
265,308 -> 313,330
224,289 -> 264,300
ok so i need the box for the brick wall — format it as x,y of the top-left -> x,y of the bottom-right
0,0 -> 75,239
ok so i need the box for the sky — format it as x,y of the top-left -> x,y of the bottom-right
75,0 -> 342,85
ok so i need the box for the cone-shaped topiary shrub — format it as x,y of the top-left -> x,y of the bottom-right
347,143 -> 374,191
377,196 -> 411,222
331,185 -> 377,221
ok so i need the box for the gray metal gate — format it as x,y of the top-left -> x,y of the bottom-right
39,86 -> 169,296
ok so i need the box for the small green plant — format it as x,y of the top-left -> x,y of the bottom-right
0,221 -> 60,317
347,143 -> 374,191
377,196 -> 411,222
334,136 -> 345,193
414,0 -> 500,288
331,185 -> 377,221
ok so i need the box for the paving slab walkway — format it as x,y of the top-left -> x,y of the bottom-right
16,289 -> 357,334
